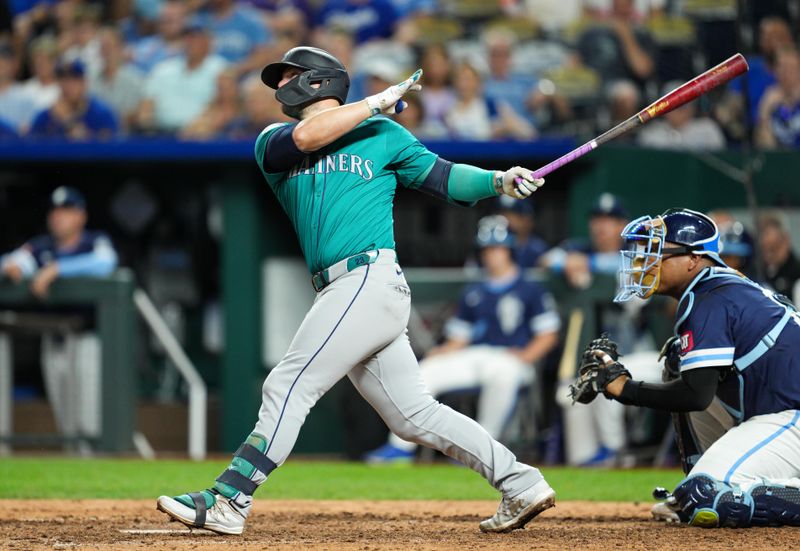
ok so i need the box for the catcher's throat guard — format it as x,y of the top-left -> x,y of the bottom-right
615,216 -> 665,302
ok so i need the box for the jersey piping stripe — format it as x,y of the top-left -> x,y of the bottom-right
723,410 -> 800,484
681,348 -> 735,360
681,354 -> 735,366
265,265 -> 371,456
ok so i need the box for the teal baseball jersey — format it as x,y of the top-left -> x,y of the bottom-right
255,117 -> 438,273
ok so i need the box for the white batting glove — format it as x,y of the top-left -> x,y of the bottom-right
496,167 -> 545,199
365,69 -> 423,116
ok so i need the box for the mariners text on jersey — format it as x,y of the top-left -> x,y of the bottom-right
286,153 -> 375,181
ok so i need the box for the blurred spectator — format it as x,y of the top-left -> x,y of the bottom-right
513,0 -> 582,33
0,186 -> 117,443
541,193 -> 628,289
199,0 -> 273,76
637,80 -> 726,150
365,215 -> 560,463
268,5 -> 308,52
756,48 -> 800,149
583,0 -> 664,22
418,43 -> 454,136
495,194 -> 549,268
758,210 -> 800,301
29,60 -> 118,140
444,61 -> 496,140
0,116 -> 17,138
724,16 -> 794,128
394,92 -> 444,138
89,27 -> 145,132
135,21 -> 227,135
61,3 -> 103,80
718,220 -> 755,278
181,69 -> 241,139
224,72 -> 290,138
18,35 -> 60,126
315,0 -> 399,44
119,0 -> 162,43
576,0 -> 656,87
128,0 -> 187,74
482,30 -> 537,130
598,79 -> 640,141
0,40 -> 38,133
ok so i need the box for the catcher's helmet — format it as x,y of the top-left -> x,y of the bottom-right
475,215 -> 515,248
261,46 -> 350,119
615,208 -> 724,302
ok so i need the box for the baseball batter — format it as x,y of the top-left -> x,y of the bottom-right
571,208 -> 800,528
157,46 -> 555,535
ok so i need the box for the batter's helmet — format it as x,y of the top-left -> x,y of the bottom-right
475,215 -> 515,248
261,46 -> 350,119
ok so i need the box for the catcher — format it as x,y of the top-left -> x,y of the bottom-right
570,208 -> 800,528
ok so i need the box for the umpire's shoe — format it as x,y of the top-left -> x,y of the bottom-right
157,489 -> 248,535
480,480 -> 556,533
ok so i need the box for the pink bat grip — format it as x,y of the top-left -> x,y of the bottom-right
514,141 -> 597,186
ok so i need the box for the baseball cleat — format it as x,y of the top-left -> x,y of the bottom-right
651,501 -> 681,523
479,480 -> 556,533
156,490 -> 248,535
363,443 -> 415,464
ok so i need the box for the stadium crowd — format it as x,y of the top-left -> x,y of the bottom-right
0,0 -> 798,147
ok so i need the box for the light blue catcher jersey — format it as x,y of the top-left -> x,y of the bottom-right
445,274 -> 560,347
675,267 -> 800,421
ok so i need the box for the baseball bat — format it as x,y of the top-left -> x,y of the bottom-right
518,53 -> 749,183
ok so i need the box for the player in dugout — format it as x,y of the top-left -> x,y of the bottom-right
570,208 -> 800,528
156,46 -> 555,535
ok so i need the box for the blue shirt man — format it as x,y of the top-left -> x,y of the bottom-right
316,0 -> 399,44
199,0 -> 272,64
28,60 -> 118,140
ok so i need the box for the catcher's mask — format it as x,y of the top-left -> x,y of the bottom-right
615,208 -> 724,302
261,46 -> 350,119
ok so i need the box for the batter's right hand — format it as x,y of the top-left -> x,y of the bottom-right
365,69 -> 423,116
498,167 -> 544,200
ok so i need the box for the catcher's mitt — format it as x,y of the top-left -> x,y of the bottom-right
569,333 -> 631,404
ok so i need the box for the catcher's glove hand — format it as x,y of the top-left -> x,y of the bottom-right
569,333 -> 631,404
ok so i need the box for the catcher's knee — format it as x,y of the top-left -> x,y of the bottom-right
673,474 -> 754,528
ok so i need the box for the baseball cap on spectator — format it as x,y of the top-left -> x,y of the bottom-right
496,194 -> 534,217
55,59 -> 86,78
50,187 -> 86,210
590,193 -> 628,219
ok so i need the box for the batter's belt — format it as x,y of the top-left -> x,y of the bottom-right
311,250 -> 381,292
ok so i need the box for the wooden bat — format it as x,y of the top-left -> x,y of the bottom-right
518,53 -> 749,183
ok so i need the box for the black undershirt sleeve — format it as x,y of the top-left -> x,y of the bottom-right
616,367 -> 721,412
261,124 -> 306,173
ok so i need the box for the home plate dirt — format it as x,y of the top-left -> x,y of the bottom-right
0,500 -> 796,550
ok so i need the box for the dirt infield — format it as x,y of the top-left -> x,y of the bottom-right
0,499 -> 797,550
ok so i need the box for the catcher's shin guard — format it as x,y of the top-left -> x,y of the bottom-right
672,474 -> 754,528
749,484 -> 800,526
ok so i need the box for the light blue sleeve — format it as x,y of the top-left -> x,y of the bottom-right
56,236 -> 118,277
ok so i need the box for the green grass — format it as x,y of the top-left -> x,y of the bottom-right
0,458 -> 683,501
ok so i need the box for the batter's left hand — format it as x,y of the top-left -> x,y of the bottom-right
30,263 -> 59,299
499,167 -> 544,199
